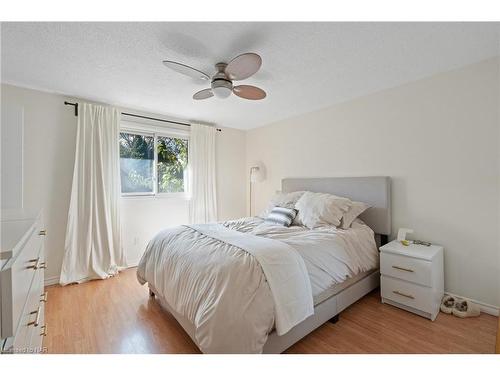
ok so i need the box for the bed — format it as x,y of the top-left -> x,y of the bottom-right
137,176 -> 391,353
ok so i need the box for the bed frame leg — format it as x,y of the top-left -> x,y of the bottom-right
149,288 -> 155,298
329,314 -> 339,324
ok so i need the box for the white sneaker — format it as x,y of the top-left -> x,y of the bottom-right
452,300 -> 481,318
440,295 -> 456,314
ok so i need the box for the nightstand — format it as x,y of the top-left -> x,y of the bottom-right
380,240 -> 444,321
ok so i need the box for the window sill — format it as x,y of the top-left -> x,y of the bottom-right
121,193 -> 190,201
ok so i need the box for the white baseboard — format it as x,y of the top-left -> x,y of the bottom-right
44,275 -> 60,286
445,291 -> 499,317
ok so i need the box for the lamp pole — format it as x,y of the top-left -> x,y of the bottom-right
249,166 -> 260,216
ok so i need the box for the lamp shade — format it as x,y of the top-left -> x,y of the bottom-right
250,163 -> 265,183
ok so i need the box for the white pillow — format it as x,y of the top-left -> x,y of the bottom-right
259,191 -> 305,218
340,201 -> 371,229
295,191 -> 352,228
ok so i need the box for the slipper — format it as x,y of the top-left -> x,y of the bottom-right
452,300 -> 481,318
440,295 -> 456,314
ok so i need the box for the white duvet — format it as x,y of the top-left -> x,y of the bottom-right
137,217 -> 378,353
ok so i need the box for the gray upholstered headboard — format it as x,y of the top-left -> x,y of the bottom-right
282,176 -> 391,235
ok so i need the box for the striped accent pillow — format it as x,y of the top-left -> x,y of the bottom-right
265,207 -> 298,227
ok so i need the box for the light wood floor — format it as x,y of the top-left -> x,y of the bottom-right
497,317 -> 500,353
44,268 -> 498,354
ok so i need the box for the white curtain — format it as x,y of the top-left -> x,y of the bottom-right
188,123 -> 218,223
60,103 -> 126,285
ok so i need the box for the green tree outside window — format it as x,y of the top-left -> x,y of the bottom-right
157,136 -> 188,193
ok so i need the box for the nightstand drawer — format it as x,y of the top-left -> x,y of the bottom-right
381,275 -> 433,312
380,252 -> 432,287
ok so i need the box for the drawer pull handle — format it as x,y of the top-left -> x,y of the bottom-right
39,262 -> 47,269
40,324 -> 48,337
393,290 -> 415,299
392,265 -> 414,273
40,291 -> 48,303
39,230 -> 47,236
27,258 -> 40,270
28,306 -> 41,327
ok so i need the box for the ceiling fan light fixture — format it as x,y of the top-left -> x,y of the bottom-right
211,78 -> 233,99
212,86 -> 232,98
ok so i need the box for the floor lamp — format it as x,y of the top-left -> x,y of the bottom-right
249,164 -> 264,216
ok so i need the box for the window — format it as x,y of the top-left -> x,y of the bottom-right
119,132 -> 154,194
157,136 -> 188,193
119,130 -> 188,196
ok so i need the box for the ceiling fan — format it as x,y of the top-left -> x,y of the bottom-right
163,53 -> 266,101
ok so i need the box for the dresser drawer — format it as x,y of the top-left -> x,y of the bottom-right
29,300 -> 45,353
0,222 -> 44,339
8,256 -> 45,354
380,252 -> 432,287
27,254 -> 46,354
28,272 -> 46,354
381,275 -> 433,313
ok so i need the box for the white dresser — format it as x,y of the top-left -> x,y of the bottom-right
380,240 -> 444,321
1,211 -> 47,354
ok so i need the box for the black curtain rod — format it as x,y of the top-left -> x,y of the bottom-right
64,101 -> 221,131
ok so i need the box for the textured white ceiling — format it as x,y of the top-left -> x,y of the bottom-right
1,22 -> 499,129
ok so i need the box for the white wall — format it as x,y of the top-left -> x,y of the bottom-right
0,84 -> 247,283
0,103 -> 24,209
120,197 -> 189,267
247,58 -> 500,307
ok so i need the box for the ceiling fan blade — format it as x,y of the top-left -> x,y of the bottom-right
163,60 -> 210,81
193,88 -> 214,100
225,53 -> 262,80
233,85 -> 266,100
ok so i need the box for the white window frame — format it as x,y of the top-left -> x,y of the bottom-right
120,120 -> 190,199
